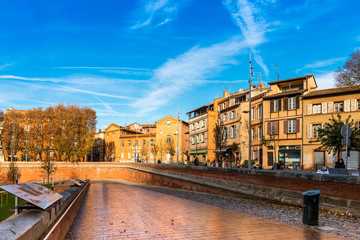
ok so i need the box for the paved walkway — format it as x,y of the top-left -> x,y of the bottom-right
67,182 -> 341,239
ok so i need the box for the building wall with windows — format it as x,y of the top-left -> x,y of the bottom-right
155,115 -> 189,163
303,85 -> 360,170
217,89 -> 249,163
250,91 -> 268,165
187,103 -> 213,162
104,123 -> 156,162
262,75 -> 317,169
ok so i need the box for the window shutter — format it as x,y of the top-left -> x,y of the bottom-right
321,102 -> 327,114
275,121 -> 279,134
328,102 -> 333,113
307,104 -> 312,115
267,122 -> 271,135
278,99 -> 282,111
270,100 -> 274,113
296,96 -> 300,109
306,125 -> 311,139
351,99 -> 357,111
283,98 -> 288,111
296,119 -> 300,133
283,120 -> 288,134
344,100 -> 350,112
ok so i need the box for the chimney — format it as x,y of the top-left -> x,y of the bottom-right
223,90 -> 229,98
238,88 -> 243,93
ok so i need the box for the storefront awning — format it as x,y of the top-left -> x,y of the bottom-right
213,146 -> 232,153
189,150 -> 207,154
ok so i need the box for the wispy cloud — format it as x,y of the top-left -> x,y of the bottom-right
131,0 -> 178,29
0,63 -> 14,70
59,86 -> 136,100
0,74 -> 149,84
223,0 -> 277,75
132,37 -> 248,114
315,71 -> 336,89
295,57 -> 346,73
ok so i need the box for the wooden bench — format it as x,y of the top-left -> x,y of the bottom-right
0,191 -> 8,206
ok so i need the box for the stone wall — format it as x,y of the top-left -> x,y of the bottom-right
1,162 -> 359,216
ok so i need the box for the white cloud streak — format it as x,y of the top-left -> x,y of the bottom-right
0,74 -> 149,84
132,37 -> 248,114
315,71 -> 336,89
223,0 -> 276,75
0,63 -> 14,70
295,57 -> 346,73
59,86 -> 136,100
131,0 -> 177,29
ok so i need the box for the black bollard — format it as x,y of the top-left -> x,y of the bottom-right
302,190 -> 320,225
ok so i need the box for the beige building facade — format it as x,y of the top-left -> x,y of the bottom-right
303,85 -> 360,170
155,115 -> 189,163
262,75 -> 317,169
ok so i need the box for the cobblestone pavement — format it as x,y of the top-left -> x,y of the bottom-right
67,182 -> 342,239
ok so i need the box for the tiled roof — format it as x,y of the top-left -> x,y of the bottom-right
303,84 -> 360,98
263,89 -> 304,99
267,74 -> 314,85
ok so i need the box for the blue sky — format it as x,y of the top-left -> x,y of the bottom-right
0,0 -> 359,130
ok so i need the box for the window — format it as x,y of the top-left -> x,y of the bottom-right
288,97 -> 296,110
167,135 -> 170,143
121,153 -> 124,159
288,120 -> 296,133
313,124 -> 321,138
143,140 -> 146,147
128,153 -> 131,159
135,140 -> 138,146
225,113 -> 228,120
358,100 -> 360,110
251,107 -> 255,120
113,133 -> 115,138
233,125 -> 237,138
37,124 -> 41,130
150,139 -> 154,146
128,140 -> 131,147
258,105 -> 262,119
233,110 -> 237,118
334,102 -> 343,112
258,127 -> 262,140
274,99 -> 279,112
24,124 -> 29,131
196,135 -> 199,143
251,128 -> 255,141
167,120 -> 170,127
228,127 -> 231,138
191,136 -> 195,144
313,104 -> 321,114
202,119 -> 205,127
200,133 -> 204,142
160,130 -> 162,135
270,122 -> 275,135
122,141 -> 124,147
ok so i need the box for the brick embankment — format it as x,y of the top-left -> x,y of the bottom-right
0,162 -> 359,216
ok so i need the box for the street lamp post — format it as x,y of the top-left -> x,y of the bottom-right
248,53 -> 254,169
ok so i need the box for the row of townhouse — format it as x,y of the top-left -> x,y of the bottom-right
92,116 -> 189,163
187,74 -> 360,170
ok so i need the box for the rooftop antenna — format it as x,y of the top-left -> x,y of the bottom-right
255,72 -> 262,86
272,64 -> 279,81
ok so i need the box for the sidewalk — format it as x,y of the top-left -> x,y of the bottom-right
67,182 -> 342,239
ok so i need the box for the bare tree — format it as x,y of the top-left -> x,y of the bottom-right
165,136 -> 176,163
335,50 -> 360,87
213,116 -> 228,162
150,142 -> 159,163
157,138 -> 166,162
